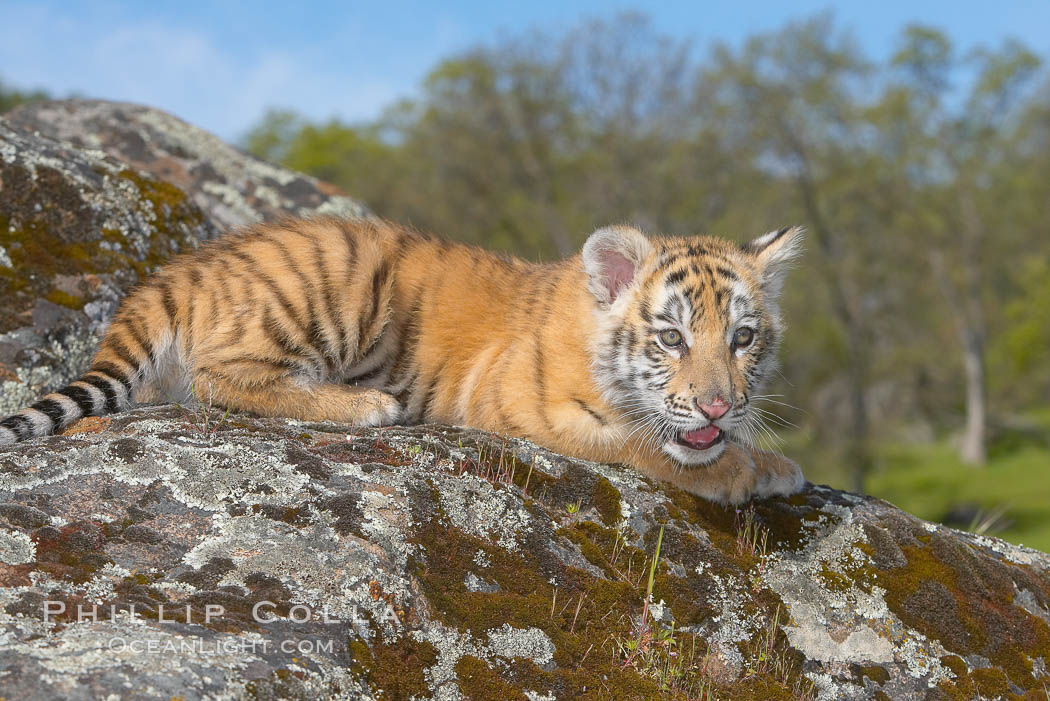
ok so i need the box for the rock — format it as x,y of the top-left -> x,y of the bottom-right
0,101 -> 368,417
5,99 -> 369,231
0,406 -> 1048,700
0,117 -> 217,415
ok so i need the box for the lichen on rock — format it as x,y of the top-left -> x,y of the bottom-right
0,407 -> 1048,699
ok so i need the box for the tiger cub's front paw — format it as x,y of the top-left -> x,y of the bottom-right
750,450 -> 806,499
676,441 -> 759,505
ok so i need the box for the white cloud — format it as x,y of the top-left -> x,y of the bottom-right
0,3 -> 419,141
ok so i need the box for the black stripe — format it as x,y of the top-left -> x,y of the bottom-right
0,414 -> 33,440
572,398 -> 608,426
120,315 -> 155,364
32,399 -> 66,430
312,238 -> 348,363
306,319 -> 330,363
359,260 -> 391,354
218,261 -> 246,340
666,268 -> 687,286
715,266 -> 739,281
639,298 -> 652,323
387,278 -> 431,390
104,337 -> 139,372
157,280 -> 178,325
184,283 -> 197,351
533,303 -> 554,432
416,361 -> 447,422
63,385 -> 97,415
228,250 -> 311,344
742,227 -> 790,254
91,362 -> 132,393
264,236 -> 328,355
83,375 -> 119,414
340,222 -> 359,265
346,362 -> 388,384
261,309 -> 315,363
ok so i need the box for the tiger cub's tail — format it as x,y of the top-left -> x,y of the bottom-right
0,295 -> 174,446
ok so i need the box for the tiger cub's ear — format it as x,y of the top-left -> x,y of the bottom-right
582,226 -> 652,307
743,226 -> 804,297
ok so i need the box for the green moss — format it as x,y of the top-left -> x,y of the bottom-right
817,560 -> 876,594
455,656 -> 526,701
939,655 -> 967,677
880,541 -> 1050,693
969,667 -> 1010,696
509,456 -> 558,496
590,475 -> 622,525
348,635 -> 437,700
855,664 -> 890,685
719,677 -> 805,701
117,168 -> 190,217
45,288 -> 85,309
935,663 -> 1012,701
408,516 -> 663,699
557,523 -> 622,578
651,573 -> 715,626
0,163 -> 205,333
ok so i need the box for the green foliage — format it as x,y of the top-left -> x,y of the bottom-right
990,258 -> 1050,402
0,79 -> 49,113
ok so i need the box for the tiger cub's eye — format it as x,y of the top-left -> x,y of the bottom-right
658,329 -> 683,347
733,327 -> 755,348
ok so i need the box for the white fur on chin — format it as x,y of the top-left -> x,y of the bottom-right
663,439 -> 726,467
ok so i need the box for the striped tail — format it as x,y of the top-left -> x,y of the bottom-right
0,290 -> 177,446
0,362 -> 138,445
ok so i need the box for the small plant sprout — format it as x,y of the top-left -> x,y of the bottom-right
612,526 -> 716,698
179,384 -> 231,442
522,457 -> 535,496
566,498 -> 582,516
967,502 -> 1013,536
639,525 -> 664,638
735,505 -> 769,560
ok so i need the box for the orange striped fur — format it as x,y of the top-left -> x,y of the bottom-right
0,218 -> 805,503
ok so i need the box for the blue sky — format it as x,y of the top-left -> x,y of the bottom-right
2,1 -> 1047,142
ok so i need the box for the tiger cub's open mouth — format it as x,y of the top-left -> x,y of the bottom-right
675,426 -> 724,451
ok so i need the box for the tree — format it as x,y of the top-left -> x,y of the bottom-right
892,27 -> 1041,465
0,79 -> 49,113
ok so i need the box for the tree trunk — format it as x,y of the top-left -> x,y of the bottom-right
789,150 -> 873,492
930,179 -> 989,467
959,329 -> 988,466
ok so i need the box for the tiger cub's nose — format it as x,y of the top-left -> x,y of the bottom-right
695,395 -> 730,420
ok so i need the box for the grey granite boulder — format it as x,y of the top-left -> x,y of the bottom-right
5,99 -> 369,231
0,407 -> 1048,700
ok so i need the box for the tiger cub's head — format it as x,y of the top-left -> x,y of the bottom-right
582,225 -> 803,467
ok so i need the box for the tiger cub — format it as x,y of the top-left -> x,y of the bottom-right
0,218 -> 805,504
